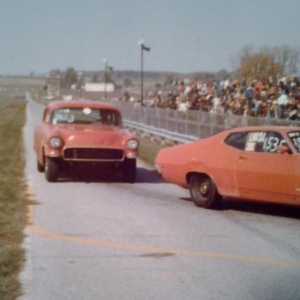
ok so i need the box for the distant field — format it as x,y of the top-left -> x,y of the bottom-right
0,76 -> 46,88
0,75 -> 158,89
0,75 -> 168,106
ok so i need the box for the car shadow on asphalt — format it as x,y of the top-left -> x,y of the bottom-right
135,167 -> 165,183
58,167 -> 165,184
221,198 -> 300,219
179,196 -> 300,219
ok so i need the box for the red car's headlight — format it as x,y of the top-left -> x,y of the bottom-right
49,137 -> 62,148
126,139 -> 138,150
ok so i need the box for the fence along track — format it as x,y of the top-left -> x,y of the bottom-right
112,101 -> 300,144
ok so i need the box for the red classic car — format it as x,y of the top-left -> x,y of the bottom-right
155,126 -> 300,209
34,100 -> 139,182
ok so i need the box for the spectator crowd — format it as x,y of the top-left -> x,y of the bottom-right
126,76 -> 300,121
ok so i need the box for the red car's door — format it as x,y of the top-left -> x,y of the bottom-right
235,130 -> 295,205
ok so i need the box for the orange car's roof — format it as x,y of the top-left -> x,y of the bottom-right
46,100 -> 120,112
222,126 -> 300,135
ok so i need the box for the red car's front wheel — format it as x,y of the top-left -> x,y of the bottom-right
45,157 -> 59,182
121,158 -> 136,183
37,158 -> 44,173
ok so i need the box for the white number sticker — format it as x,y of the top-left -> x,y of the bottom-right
263,137 -> 280,152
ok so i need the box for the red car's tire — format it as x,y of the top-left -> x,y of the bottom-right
45,157 -> 59,182
37,158 -> 44,173
122,158 -> 136,183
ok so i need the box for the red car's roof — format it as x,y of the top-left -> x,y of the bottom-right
46,100 -> 120,111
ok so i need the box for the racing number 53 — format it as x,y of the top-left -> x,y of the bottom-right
263,137 -> 280,152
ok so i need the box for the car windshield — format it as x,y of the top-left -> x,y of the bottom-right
287,131 -> 300,153
50,107 -> 122,126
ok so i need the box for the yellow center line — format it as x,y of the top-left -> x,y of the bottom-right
25,188 -> 300,268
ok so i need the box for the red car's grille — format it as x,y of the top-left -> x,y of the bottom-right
63,148 -> 124,161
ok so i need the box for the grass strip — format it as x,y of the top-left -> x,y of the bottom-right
0,94 -> 27,300
138,136 -> 170,166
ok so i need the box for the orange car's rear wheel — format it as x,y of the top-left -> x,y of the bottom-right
189,174 -> 221,209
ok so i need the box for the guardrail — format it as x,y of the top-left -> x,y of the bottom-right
123,119 -> 199,144
113,101 -> 300,144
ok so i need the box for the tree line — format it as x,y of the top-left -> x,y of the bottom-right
49,45 -> 300,89
236,45 -> 300,82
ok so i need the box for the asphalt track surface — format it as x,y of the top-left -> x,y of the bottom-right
19,98 -> 300,300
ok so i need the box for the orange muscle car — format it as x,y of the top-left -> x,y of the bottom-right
155,126 -> 300,209
34,100 -> 138,183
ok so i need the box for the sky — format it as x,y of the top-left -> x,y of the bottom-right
1,0 -> 300,75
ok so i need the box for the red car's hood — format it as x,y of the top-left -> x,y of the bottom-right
55,125 -> 128,148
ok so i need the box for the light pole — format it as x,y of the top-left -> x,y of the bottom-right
140,42 -> 150,104
77,71 -> 83,98
103,59 -> 108,100
103,59 -> 113,100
